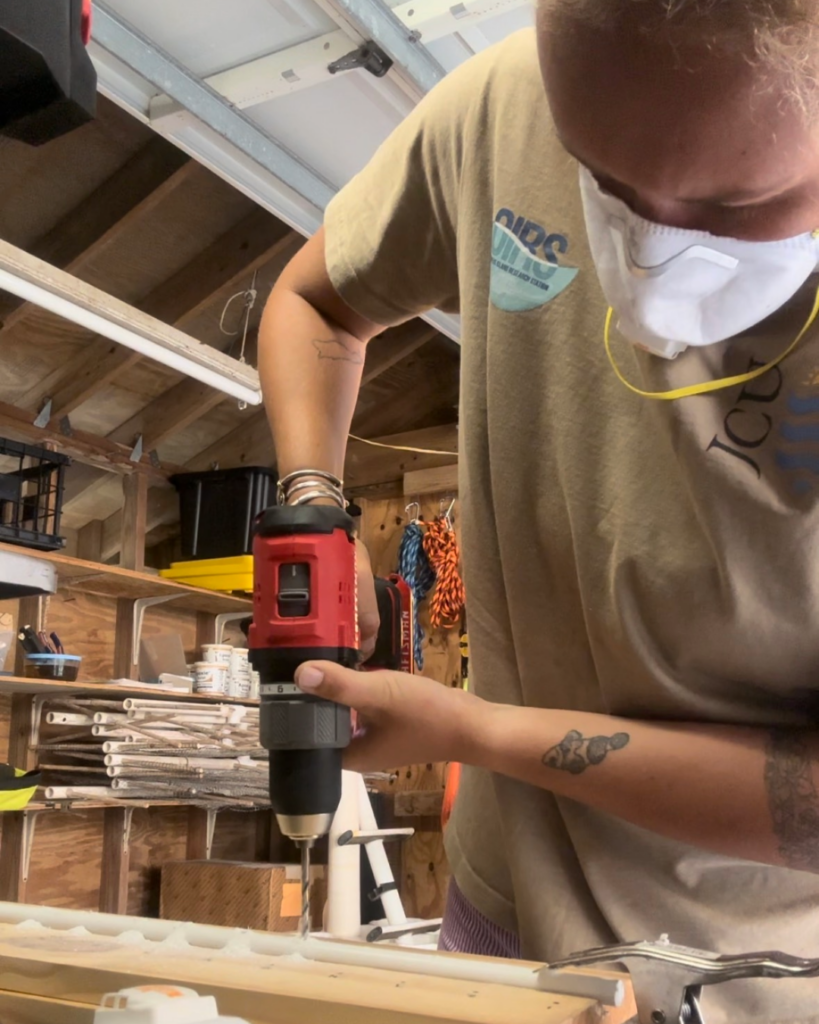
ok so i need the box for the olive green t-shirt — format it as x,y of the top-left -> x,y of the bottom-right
325,30 -> 819,1023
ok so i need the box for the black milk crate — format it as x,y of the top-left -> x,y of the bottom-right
0,438 -> 70,551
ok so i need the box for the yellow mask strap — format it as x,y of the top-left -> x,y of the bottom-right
604,283 -> 819,400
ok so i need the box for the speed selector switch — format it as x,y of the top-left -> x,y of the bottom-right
278,562 -> 310,617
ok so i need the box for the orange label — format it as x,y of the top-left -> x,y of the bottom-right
281,881 -> 302,918
138,986 -> 185,998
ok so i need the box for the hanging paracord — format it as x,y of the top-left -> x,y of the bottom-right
423,501 -> 466,630
397,504 -> 436,671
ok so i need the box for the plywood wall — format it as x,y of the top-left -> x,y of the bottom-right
357,495 -> 463,920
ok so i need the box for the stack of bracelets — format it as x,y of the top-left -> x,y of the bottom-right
276,469 -> 346,508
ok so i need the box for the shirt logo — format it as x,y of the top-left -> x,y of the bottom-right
490,208 -> 578,312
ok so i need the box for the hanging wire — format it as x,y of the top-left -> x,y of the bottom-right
397,502 -> 436,671
219,271 -> 258,409
348,433 -> 458,456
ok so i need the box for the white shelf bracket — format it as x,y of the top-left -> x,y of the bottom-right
132,595 -> 184,665
205,808 -> 218,859
22,810 -> 42,883
122,806 -> 135,854
215,612 -> 248,645
29,695 -> 49,750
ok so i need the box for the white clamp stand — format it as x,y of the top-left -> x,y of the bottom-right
326,770 -> 442,945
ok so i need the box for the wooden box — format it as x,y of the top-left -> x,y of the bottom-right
160,860 -> 327,932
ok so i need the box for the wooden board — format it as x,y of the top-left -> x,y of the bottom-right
160,860 -> 327,932
0,922 -> 635,1024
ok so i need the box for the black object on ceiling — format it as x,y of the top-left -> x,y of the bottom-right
0,0 -> 97,146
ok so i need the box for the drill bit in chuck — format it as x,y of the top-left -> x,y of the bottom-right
299,842 -> 311,941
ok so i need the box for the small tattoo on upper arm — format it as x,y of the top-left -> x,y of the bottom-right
764,729 -> 819,872
542,729 -> 630,775
312,337 -> 364,365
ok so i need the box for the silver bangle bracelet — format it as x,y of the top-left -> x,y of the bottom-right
288,489 -> 346,508
285,479 -> 344,501
277,469 -> 344,506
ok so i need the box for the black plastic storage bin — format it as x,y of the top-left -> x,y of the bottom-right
171,466 -> 276,560
0,438 -> 70,551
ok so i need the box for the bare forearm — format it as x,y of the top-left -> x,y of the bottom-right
259,286 -> 365,478
468,703 -> 819,872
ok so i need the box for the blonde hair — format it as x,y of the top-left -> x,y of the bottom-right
540,1 -> 819,109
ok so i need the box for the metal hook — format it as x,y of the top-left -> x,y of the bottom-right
219,270 -> 258,364
405,501 -> 420,524
443,497 -> 456,531
219,290 -> 248,336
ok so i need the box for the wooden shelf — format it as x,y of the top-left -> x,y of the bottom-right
0,540 -> 252,615
0,675 -> 259,704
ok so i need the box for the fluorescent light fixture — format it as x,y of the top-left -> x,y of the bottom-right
0,265 -> 262,408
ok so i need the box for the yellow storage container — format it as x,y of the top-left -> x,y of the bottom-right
160,555 -> 254,594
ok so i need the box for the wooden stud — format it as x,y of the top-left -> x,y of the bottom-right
76,520 -> 104,563
0,398 -> 180,479
99,807 -> 133,915
13,596 -> 43,678
113,598 -> 137,681
119,474 -> 148,572
345,424 -> 457,492
362,323 -> 437,386
186,807 -> 213,861
6,695 -> 38,771
403,464 -> 459,496
195,611 -> 217,651
0,139 -> 190,333
394,790 -> 445,819
108,379 -> 227,453
101,488 -> 178,564
353,371 -> 458,439
255,810 -> 273,863
0,814 -> 28,903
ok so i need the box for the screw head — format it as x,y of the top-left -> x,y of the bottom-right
651,1011 -> 666,1024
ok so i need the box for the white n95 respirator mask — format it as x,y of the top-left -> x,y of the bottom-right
578,164 -> 819,359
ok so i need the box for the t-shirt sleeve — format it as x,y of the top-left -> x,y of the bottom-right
324,58 -> 477,325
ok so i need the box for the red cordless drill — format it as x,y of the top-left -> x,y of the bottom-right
248,505 -> 359,934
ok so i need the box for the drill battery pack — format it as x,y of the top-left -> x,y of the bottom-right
371,575 -> 413,674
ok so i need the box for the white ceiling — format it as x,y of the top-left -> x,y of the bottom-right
90,0 -> 535,339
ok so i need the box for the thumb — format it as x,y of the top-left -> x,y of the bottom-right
295,661 -> 386,712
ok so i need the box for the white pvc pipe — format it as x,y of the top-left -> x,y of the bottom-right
44,787 -> 118,801
0,902 -> 622,1007
356,775 -> 407,926
327,769 -> 362,940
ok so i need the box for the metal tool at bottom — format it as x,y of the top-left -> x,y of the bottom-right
547,938 -> 819,1024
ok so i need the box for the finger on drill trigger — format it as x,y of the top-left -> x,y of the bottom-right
355,539 -> 379,662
